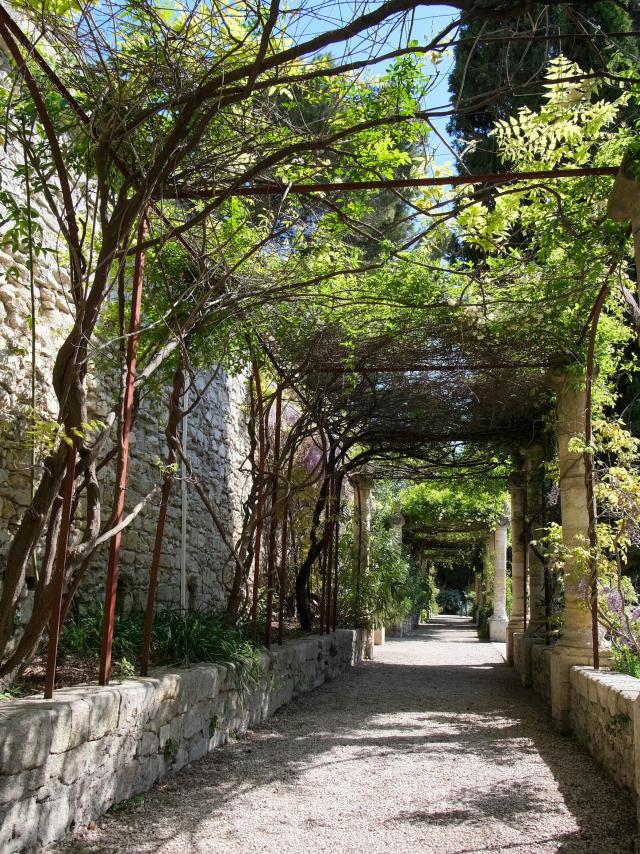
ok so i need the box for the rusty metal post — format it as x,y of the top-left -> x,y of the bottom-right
278,446 -> 296,645
140,361 -> 184,676
319,520 -> 328,634
265,388 -> 282,648
99,215 -> 147,685
43,438 -> 77,699
325,478 -> 334,635
250,359 -> 266,643
332,477 -> 342,632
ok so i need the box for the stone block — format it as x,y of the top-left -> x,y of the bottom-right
117,680 -> 157,732
88,688 -> 121,740
183,709 -> 206,740
136,731 -> 159,757
188,733 -> 208,764
1,796 -> 40,852
73,772 -> 117,825
0,766 -> 45,806
114,758 -> 140,802
0,707 -> 53,774
37,789 -> 75,846
47,737 -> 109,786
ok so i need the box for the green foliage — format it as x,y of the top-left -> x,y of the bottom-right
59,606 -> 262,688
436,589 -> 463,615
163,738 -> 178,762
0,685 -> 22,700
110,794 -> 146,814
338,484 -> 434,629
477,603 -> 493,640
611,645 -> 640,679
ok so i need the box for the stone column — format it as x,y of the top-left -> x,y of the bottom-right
506,474 -> 526,664
525,446 -> 546,636
351,472 -> 374,657
516,446 -> 548,686
489,521 -> 508,642
549,374 -> 594,732
608,162 -> 640,288
389,506 -> 404,546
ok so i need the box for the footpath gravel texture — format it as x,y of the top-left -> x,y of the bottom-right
54,617 -> 638,854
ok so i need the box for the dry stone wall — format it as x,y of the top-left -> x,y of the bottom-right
0,48 -> 251,623
0,629 -> 367,852
517,643 -> 640,815
530,642 -> 552,703
569,666 -> 640,796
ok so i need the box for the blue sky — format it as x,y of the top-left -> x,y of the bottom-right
288,2 -> 460,167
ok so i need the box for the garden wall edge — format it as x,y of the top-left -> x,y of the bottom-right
0,628 -> 367,852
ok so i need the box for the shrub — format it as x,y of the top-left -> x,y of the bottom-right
59,606 -> 262,687
611,644 -> 640,679
437,589 -> 463,615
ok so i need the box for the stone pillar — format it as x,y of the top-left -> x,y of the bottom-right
608,162 -> 640,289
489,522 -> 508,642
516,445 -> 548,686
506,474 -> 526,664
351,472 -> 374,657
549,374 -> 594,732
389,506 -> 405,547
525,446 -> 546,636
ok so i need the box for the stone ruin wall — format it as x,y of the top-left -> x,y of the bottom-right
0,51 -> 251,624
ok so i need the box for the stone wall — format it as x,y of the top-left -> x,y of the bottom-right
387,614 -> 418,638
517,644 -> 640,812
569,666 -> 640,796
531,643 -> 552,703
0,46 -> 251,624
0,629 -> 367,852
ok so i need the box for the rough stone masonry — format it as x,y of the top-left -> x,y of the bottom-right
0,44 -> 252,630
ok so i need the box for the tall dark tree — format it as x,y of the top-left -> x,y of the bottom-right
447,2 -> 636,175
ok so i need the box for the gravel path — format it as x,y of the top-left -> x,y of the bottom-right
56,617 -> 638,854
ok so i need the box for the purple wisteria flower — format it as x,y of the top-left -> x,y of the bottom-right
577,578 -> 589,598
629,524 -> 640,548
630,606 -> 640,623
607,589 -> 624,613
546,483 -> 560,507
301,445 -> 322,473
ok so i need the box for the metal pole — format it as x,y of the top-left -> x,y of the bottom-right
332,477 -> 342,632
180,385 -> 189,612
265,388 -> 282,648
278,446 -> 296,645
250,359 -> 266,643
140,362 -> 184,676
325,477 -> 334,634
99,215 -> 147,685
43,438 -> 77,699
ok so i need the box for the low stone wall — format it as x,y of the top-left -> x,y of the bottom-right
569,667 -> 640,796
0,629 -> 366,852
387,614 -> 418,638
516,643 -> 640,810
531,642 -> 553,703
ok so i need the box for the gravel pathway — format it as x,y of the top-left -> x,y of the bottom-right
56,617 -> 638,854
